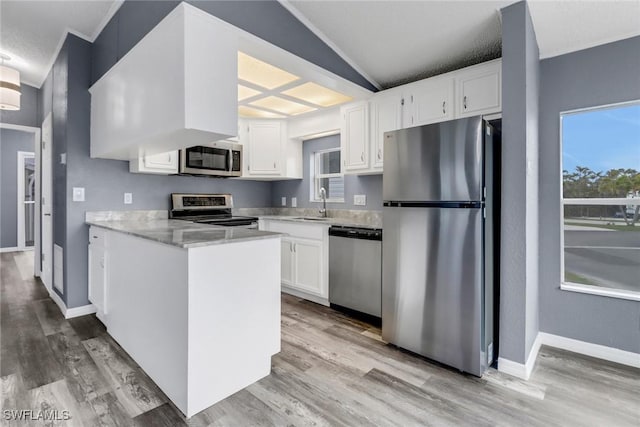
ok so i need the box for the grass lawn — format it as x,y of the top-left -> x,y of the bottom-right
564,271 -> 599,286
564,221 -> 640,232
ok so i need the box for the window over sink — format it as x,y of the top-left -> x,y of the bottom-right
311,148 -> 344,203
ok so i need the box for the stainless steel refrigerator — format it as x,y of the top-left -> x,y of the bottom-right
382,116 -> 497,377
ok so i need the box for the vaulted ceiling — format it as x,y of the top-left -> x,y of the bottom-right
1,0 -> 639,90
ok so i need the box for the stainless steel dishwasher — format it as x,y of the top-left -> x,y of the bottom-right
329,226 -> 383,319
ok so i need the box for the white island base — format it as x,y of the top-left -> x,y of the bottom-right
101,230 -> 281,417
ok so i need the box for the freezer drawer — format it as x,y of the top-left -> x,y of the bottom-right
382,205 -> 484,376
329,229 -> 382,317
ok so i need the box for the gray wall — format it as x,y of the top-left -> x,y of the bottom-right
0,129 -> 35,248
539,36 -> 640,353
0,83 -> 40,128
499,1 -> 540,364
271,134 -> 383,211
43,34 -> 272,308
91,0 -> 375,91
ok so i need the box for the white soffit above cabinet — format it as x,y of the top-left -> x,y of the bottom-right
284,0 -> 640,89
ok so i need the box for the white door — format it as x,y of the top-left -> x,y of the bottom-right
17,151 -> 36,249
248,121 -> 282,175
41,114 -> 53,292
143,151 -> 178,171
405,76 -> 455,128
88,243 -> 106,315
370,93 -> 402,170
456,62 -> 501,118
341,102 -> 369,172
280,239 -> 293,286
292,238 -> 323,296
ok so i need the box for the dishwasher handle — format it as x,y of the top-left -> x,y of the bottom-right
329,226 -> 382,241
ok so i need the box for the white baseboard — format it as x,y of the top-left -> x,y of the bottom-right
0,247 -> 19,253
498,333 -> 542,380
281,286 -> 329,307
539,332 -> 640,369
47,287 -> 96,319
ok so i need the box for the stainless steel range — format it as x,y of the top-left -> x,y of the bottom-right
170,193 -> 258,228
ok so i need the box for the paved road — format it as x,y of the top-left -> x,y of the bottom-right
564,230 -> 640,292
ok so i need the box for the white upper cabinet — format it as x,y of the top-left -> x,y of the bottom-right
403,75 -> 455,128
341,101 -> 370,173
247,120 -> 283,175
238,119 -> 302,180
455,60 -> 502,118
129,151 -> 178,174
370,91 -> 402,171
90,4 -> 238,160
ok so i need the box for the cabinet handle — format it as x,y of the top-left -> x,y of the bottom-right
293,243 -> 296,253
377,148 -> 382,160
290,243 -> 293,253
463,96 -> 467,110
274,162 -> 277,169
442,101 -> 446,114
361,152 -> 365,162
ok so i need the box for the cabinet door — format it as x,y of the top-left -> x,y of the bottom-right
341,102 -> 369,172
456,62 -> 501,118
404,76 -> 454,128
247,121 -> 282,175
88,244 -> 106,314
280,239 -> 294,286
370,93 -> 402,170
292,238 -> 323,296
144,151 -> 178,171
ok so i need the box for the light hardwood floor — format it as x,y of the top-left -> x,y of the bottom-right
1,251 -> 638,426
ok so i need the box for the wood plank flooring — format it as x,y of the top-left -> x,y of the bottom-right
1,251 -> 638,426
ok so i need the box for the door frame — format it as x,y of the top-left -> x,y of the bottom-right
0,123 -> 41,274
17,150 -> 36,250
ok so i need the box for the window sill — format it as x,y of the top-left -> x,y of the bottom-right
310,199 -> 344,204
561,282 -> 640,302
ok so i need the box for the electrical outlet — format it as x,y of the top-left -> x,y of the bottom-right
124,193 -> 133,204
354,194 -> 366,206
72,187 -> 85,202
60,153 -> 66,165
291,197 -> 297,208
281,197 -> 286,207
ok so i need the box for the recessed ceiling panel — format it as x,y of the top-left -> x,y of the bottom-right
238,84 -> 261,101
282,82 -> 352,107
238,105 -> 286,119
238,52 -> 300,90
249,96 -> 316,115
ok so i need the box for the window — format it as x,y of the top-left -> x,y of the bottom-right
561,101 -> 640,301
311,148 -> 344,202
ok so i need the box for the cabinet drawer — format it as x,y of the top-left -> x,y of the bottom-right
263,221 -> 326,240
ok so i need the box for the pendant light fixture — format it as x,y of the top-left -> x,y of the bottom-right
0,54 -> 21,111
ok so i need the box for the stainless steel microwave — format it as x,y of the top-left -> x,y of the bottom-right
179,141 -> 242,177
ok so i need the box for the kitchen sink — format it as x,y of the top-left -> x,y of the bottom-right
293,217 -> 330,221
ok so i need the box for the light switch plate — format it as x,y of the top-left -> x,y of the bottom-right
124,193 -> 133,204
72,187 -> 85,202
354,194 -> 366,206
281,197 -> 286,207
291,197 -> 297,208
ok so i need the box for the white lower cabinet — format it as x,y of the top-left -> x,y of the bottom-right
88,227 -> 108,321
260,220 -> 329,305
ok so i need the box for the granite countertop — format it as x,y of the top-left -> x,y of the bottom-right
86,219 -> 283,249
259,215 -> 382,229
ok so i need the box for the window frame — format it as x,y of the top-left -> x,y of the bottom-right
310,147 -> 345,203
559,100 -> 640,302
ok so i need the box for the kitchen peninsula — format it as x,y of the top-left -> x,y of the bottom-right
85,212 -> 282,417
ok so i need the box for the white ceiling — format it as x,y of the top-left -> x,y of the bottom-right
1,0 -> 639,90
285,0 -> 640,89
0,0 -> 121,87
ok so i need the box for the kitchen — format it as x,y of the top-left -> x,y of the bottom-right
1,1 -> 639,425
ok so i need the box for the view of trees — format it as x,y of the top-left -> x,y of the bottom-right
563,166 -> 640,225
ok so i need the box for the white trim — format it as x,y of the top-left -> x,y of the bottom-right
561,282 -> 640,302
278,0 -> 381,91
0,247 -> 20,253
47,287 -> 97,319
539,332 -> 640,369
89,0 -> 125,42
563,198 -> 640,206
540,29 -> 640,60
497,333 -> 542,380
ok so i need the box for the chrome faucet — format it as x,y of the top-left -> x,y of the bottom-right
319,187 -> 327,218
